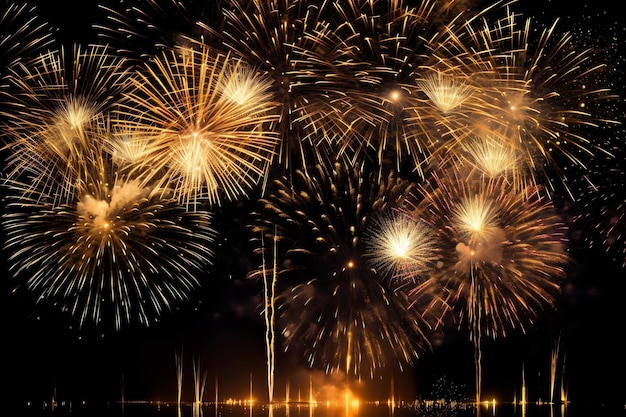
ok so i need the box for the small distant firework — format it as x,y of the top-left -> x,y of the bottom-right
587,194 -> 625,268
248,161 -> 432,377
401,169 -> 570,339
416,71 -> 474,115
2,133 -> 217,330
114,45 -> 281,207
362,210 -> 439,285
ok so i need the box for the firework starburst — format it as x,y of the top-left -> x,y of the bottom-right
427,8 -> 620,198
362,210 -> 439,285
401,169 -> 570,339
114,44 -> 281,207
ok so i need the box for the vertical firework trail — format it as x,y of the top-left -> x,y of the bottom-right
258,228 -> 278,405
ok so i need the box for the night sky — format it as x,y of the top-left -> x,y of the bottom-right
2,0 -> 625,412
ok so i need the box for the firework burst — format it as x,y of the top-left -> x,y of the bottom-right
426,8 -> 619,198
362,210 -> 439,285
1,44 -> 134,204
1,131 -> 217,331
2,43 -> 133,134
248,161 -> 432,378
401,168 -> 570,339
113,44 -> 281,207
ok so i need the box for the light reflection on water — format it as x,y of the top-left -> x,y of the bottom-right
12,402 -> 626,417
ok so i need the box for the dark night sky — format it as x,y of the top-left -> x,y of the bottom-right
2,0 -> 625,412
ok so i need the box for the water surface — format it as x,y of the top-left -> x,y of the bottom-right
11,402 -> 625,417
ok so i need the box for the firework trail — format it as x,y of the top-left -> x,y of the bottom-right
256,231 -> 279,404
113,44 -> 281,207
248,161 -> 432,378
2,127 -> 217,330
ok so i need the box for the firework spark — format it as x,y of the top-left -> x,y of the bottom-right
96,0 -> 218,62
575,150 -> 626,268
0,0 -> 54,77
